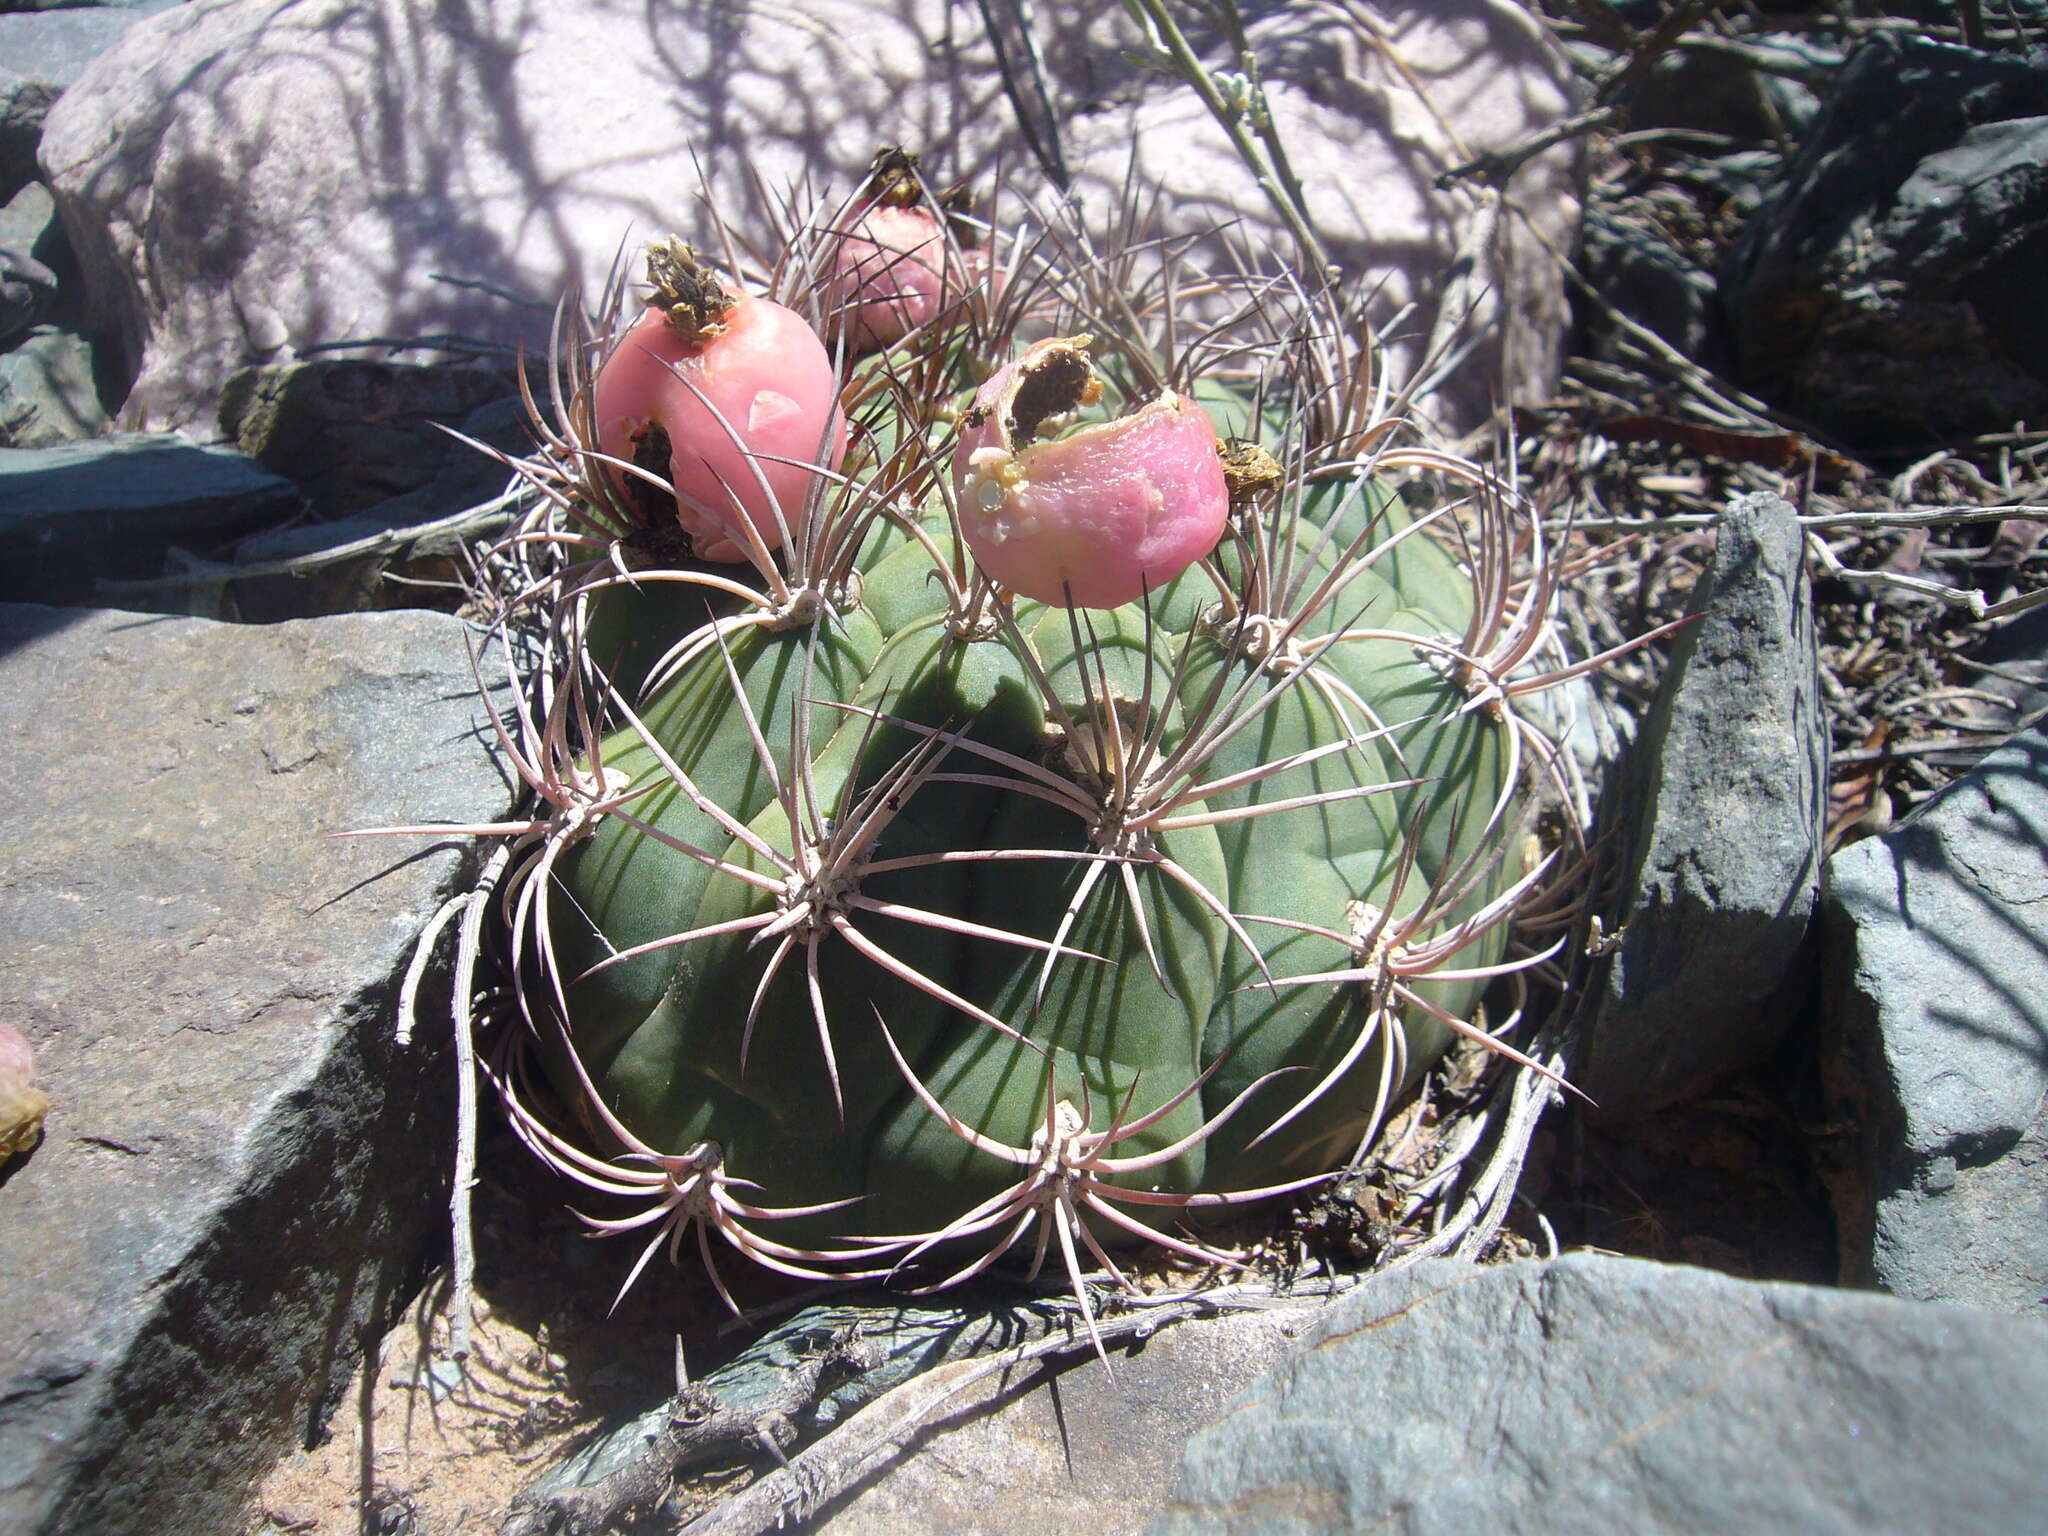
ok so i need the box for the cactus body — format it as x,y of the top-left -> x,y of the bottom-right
535,452 -> 1525,1262
468,189 -> 1578,1306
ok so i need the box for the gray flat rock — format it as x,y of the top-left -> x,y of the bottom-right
218,357 -> 518,515
1579,198 -> 1732,374
1579,491 -> 1827,1111
0,239 -> 54,343
2,70 -> 63,203
0,432 -> 300,601
816,1305 -> 1314,1536
1821,724 -> 2048,1316
0,604 -> 515,1535
0,180 -> 59,260
0,324 -> 104,446
502,1292 -> 1330,1536
1721,36 -> 2048,448
1152,1253 -> 2048,1536
2,179 -> 81,337
0,1 -> 181,91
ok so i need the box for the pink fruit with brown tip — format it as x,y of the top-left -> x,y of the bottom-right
952,336 -> 1229,608
830,200 -> 957,351
594,244 -> 848,563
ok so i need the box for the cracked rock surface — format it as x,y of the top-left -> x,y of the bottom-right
1821,723 -> 2048,1316
816,1306 -> 1309,1536
1580,491 -> 1828,1111
1152,1253 -> 2048,1535
38,0 -> 1579,437
0,604 -> 513,1536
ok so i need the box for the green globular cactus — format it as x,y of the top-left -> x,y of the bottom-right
450,152 -> 1590,1323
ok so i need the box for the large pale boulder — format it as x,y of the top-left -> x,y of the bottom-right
39,0 -> 1580,436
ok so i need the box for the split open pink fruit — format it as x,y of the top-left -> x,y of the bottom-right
594,247 -> 848,563
952,337 -> 1229,609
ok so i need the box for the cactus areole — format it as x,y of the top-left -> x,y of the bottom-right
443,176 -> 1580,1317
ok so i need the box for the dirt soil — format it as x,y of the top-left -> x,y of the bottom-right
249,1134 -> 802,1536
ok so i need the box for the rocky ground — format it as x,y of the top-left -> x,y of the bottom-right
3,2 -> 2046,1534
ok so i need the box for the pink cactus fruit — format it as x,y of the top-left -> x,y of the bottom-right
831,201 -> 951,351
0,1021 -> 47,1165
827,147 -> 977,352
594,241 -> 848,563
952,336 -> 1230,609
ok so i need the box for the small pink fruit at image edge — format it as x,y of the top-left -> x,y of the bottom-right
953,335 -> 1230,609
0,1021 -> 47,1166
594,240 -> 848,563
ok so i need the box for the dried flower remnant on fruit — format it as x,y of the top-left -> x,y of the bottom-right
952,336 -> 1228,608
644,238 -> 735,346
0,1021 -> 47,1164
1220,438 -> 1284,505
1002,341 -> 1101,443
865,146 -> 925,209
593,241 -> 848,562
